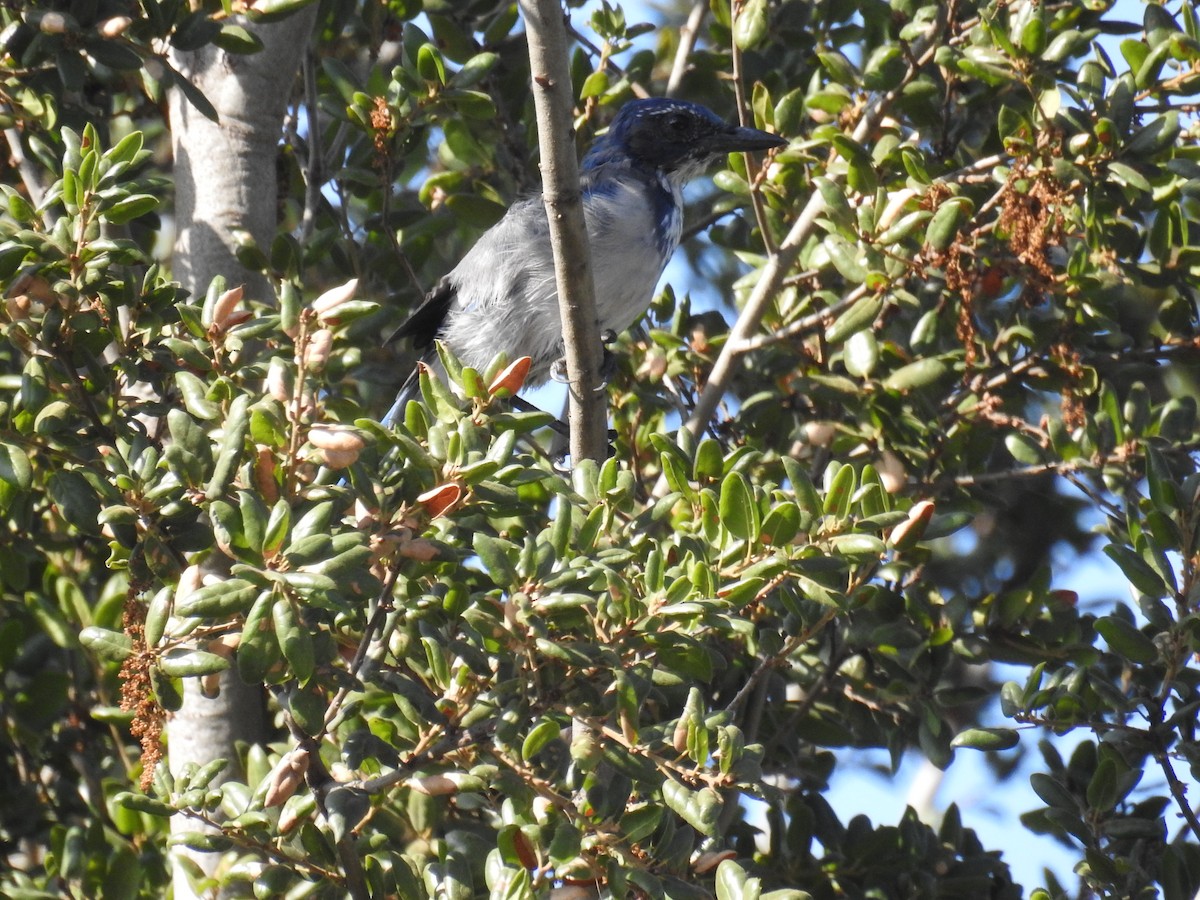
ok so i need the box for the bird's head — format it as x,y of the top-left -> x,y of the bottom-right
582,98 -> 787,182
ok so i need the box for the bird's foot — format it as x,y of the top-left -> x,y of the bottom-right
598,330 -> 618,392
548,332 -> 619,390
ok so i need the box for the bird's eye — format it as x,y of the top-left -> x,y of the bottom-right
665,112 -> 689,134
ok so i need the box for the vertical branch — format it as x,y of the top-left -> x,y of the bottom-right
518,0 -> 608,463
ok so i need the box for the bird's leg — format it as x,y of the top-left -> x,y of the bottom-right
549,329 -> 619,391
598,329 -> 618,390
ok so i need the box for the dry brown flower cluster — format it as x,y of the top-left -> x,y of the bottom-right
118,594 -> 164,791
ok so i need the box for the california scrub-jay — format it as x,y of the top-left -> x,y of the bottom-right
384,98 -> 787,425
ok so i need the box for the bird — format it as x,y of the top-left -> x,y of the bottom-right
383,97 -> 787,426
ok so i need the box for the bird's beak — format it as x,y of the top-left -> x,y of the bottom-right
708,124 -> 788,154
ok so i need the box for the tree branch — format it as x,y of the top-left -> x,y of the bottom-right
682,17 -> 945,440
665,0 -> 707,98
2,124 -> 51,216
519,0 -> 608,463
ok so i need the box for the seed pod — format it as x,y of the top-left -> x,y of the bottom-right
209,285 -> 242,327
311,278 -> 358,321
803,421 -> 836,447
36,11 -> 69,33
264,748 -> 310,808
416,482 -> 462,518
308,426 -> 365,469
266,358 -> 290,403
876,450 -> 907,494
99,15 -> 132,37
888,499 -> 935,550
301,328 -> 333,371
487,356 -> 531,397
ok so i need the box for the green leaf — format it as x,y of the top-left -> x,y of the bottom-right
734,0 -> 768,49
114,792 -> 177,818
103,131 -> 145,168
451,52 -> 499,89
0,442 -> 32,490
245,0 -> 317,23
1030,772 -> 1078,812
716,860 -> 758,900
619,805 -> 663,843
263,499 -> 291,559
1005,432 -> 1044,465
844,329 -> 878,377
144,588 -> 170,648
925,197 -> 972,250
1042,29 -> 1093,63
80,625 -> 134,662
101,193 -> 158,224
473,533 -> 520,586
272,597 -> 314,682
822,462 -> 856,518
950,727 -> 1020,751
825,295 -> 883,344
1095,614 -> 1158,664
159,648 -> 231,677
213,23 -> 264,54
1102,545 -> 1168,599
693,438 -> 724,481
883,358 -> 948,392
521,718 -> 561,762
205,394 -> 251,500
416,43 -> 446,84
719,471 -> 757,541
48,470 -> 101,534
176,580 -> 258,618
661,779 -> 723,836
760,502 -> 800,546
237,591 -> 277,683
166,64 -> 218,122
1086,756 -> 1120,812
827,533 -> 886,558
822,234 -> 868,283
238,489 -> 268,556
1106,161 -> 1151,193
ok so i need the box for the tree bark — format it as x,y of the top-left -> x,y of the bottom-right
165,9 -> 316,896
519,0 -> 607,464
169,11 -> 317,305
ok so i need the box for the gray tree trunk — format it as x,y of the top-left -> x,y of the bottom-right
165,9 -> 316,896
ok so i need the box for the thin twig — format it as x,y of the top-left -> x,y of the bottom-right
269,696 -> 370,900
320,559 -> 404,736
300,48 -> 323,244
565,23 -> 651,99
1158,743 -> 1200,844
666,1 -> 707,98
728,1 -> 778,257
725,607 -> 839,715
682,18 -> 945,441
732,284 -> 868,353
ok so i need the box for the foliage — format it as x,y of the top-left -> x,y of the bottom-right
2,0 -> 1200,898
